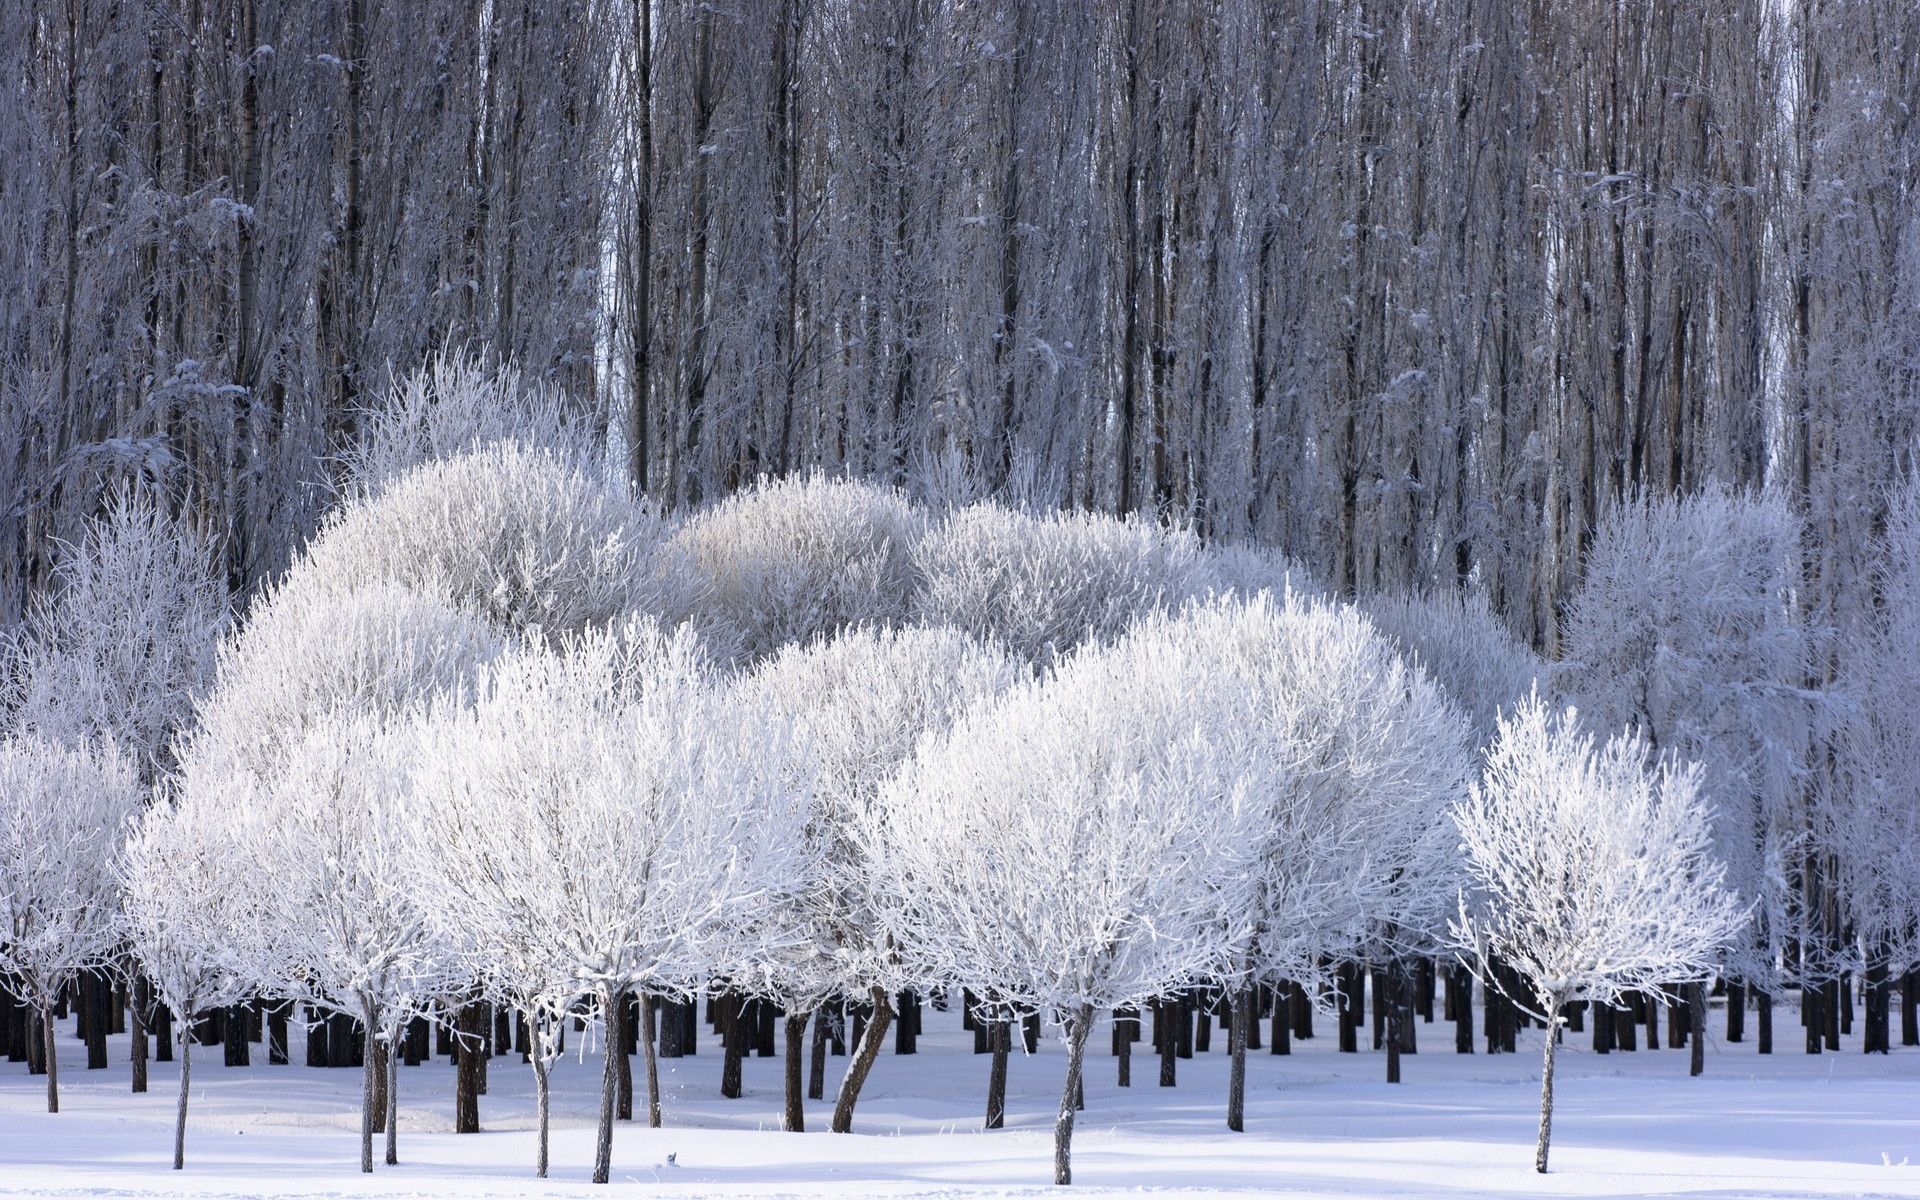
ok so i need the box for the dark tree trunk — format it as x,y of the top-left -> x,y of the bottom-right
1052,1003 -> 1094,1185
1155,997 -> 1177,1086
1688,981 -> 1705,1076
1227,984 -> 1252,1131
808,1006 -> 829,1100
130,976 -> 149,1094
783,1011 -> 807,1131
1726,980 -> 1746,1043
829,986 -> 893,1133
455,999 -> 483,1134
986,1017 -> 1010,1129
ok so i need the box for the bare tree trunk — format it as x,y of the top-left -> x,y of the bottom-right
985,1016 -> 1009,1129
455,997 -> 482,1133
1053,1003 -> 1094,1185
532,1033 -> 551,1178
385,1024 -> 400,1166
1688,980 -> 1705,1077
783,1010 -> 808,1131
42,998 -> 58,1113
173,1025 -> 191,1169
594,990 -> 617,1183
638,994 -> 662,1128
1536,998 -> 1565,1174
131,975 -> 149,1094
615,993 -> 633,1121
830,986 -> 894,1133
359,1001 -> 377,1173
808,1006 -> 829,1100
1226,984 -> 1251,1132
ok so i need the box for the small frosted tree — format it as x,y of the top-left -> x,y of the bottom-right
5,487 -> 227,782
869,605 -> 1266,1185
2,488 -> 228,1093
240,714 -> 456,1174
120,783 -> 284,1168
412,622 -> 809,1183
0,734 -> 143,1113
732,625 -> 1023,1133
1450,694 -> 1745,1174
911,501 -> 1210,664
653,472 -> 923,666
1558,487 -> 1810,1038
1828,480 -> 1920,1034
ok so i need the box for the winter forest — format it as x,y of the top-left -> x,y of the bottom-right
3,0 -> 1920,1195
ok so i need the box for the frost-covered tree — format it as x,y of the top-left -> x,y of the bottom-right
1196,593 -> 1473,1122
870,605 -> 1269,1184
2,489 -> 228,1093
120,784 -> 283,1169
290,444 -> 664,642
731,625 -> 1023,1133
412,622 -> 809,1182
239,714 -> 456,1174
1558,487 -> 1811,1034
183,582 -> 506,785
911,502 -> 1211,664
4,489 -> 227,783
0,734 -> 142,1113
1362,588 -> 1544,757
653,473 -> 923,666
1828,480 -> 1920,1041
338,351 -> 609,497
1450,695 -> 1745,1174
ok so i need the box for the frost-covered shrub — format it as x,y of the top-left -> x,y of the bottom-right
182,581 -> 506,783
339,350 -> 606,496
292,444 -> 664,641
911,502 -> 1210,664
654,473 -> 923,665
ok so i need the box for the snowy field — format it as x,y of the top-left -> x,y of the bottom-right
4,1001 -> 1917,1200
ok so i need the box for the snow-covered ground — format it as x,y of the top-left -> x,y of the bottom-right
4,1001 -> 1917,1199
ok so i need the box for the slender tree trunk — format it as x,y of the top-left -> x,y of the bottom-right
1688,981 -> 1705,1077
830,986 -> 893,1133
385,1026 -> 400,1166
639,994 -> 662,1128
173,1026 -> 191,1169
594,991 -> 617,1184
131,976 -> 149,1094
783,1011 -> 808,1131
532,1040 -> 551,1179
1053,1003 -> 1094,1185
986,1017 -> 1010,1129
719,993 -> 745,1099
1536,999 -> 1565,1174
1227,984 -> 1251,1132
455,997 -> 482,1133
359,1001 -> 377,1173
42,998 -> 58,1113
614,996 -> 633,1120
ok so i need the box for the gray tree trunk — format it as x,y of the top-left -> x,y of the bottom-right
1053,1003 -> 1094,1185
384,1025 -> 400,1166
1688,980 -> 1706,1077
1226,984 -> 1251,1131
359,1001 -> 377,1173
130,976 -> 148,1094
42,998 -> 58,1113
173,1024 -> 191,1169
830,986 -> 894,1133
986,1016 -> 1010,1129
532,1036 -> 551,1178
594,990 -> 618,1183
1536,996 -> 1565,1174
639,994 -> 662,1128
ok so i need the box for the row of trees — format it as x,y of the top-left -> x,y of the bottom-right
5,365 -> 1916,1180
6,0 -> 1916,650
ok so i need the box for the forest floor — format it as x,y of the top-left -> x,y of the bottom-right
2,999 -> 1916,1199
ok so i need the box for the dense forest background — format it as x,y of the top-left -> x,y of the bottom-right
2,0 -> 1916,650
